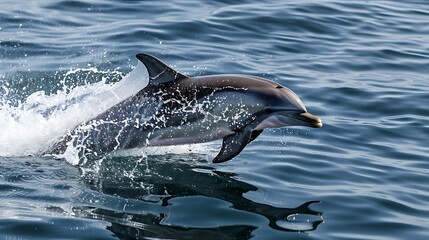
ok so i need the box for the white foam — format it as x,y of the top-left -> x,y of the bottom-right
0,61 -> 148,162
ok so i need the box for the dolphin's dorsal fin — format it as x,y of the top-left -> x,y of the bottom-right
136,53 -> 187,85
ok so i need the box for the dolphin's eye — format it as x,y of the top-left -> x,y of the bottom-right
265,108 -> 273,114
276,85 -> 283,89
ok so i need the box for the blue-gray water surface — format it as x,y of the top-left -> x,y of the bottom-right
1,0 -> 429,239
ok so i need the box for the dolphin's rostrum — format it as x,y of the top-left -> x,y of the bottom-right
46,53 -> 322,164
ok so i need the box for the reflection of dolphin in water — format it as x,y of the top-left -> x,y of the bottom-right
47,54 -> 322,164
74,156 -> 323,239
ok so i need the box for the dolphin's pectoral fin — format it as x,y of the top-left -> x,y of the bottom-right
136,53 -> 187,85
249,130 -> 263,143
213,128 -> 252,163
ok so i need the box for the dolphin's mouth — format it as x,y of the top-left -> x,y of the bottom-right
256,110 -> 323,130
294,112 -> 323,128
264,107 -> 323,128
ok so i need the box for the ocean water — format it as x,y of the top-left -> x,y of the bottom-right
1,0 -> 428,239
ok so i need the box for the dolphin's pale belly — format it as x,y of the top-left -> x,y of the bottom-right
146,122 -> 234,146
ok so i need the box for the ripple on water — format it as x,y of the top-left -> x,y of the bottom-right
1,0 -> 429,239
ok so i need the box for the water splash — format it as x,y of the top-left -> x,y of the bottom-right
0,61 -> 149,163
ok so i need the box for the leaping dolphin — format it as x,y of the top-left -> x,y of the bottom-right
46,53 -> 322,164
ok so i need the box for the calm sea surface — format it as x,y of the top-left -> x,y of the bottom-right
1,0 -> 429,239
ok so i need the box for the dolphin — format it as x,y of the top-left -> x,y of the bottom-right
46,53 -> 322,164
